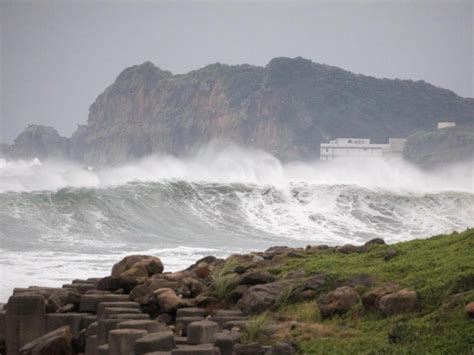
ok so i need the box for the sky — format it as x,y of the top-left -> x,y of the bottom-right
0,0 -> 472,143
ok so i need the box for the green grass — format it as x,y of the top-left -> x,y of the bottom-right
241,313 -> 270,344
267,229 -> 474,354
211,258 -> 240,300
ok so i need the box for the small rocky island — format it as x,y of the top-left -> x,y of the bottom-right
1,229 -> 473,354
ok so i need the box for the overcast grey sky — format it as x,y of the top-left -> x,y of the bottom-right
0,0 -> 472,143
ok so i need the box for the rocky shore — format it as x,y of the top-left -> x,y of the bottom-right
1,229 -> 473,354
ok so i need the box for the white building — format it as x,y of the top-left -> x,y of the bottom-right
320,138 -> 406,161
437,122 -> 455,129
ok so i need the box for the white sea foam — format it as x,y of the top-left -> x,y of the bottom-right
0,245 -> 234,301
1,142 -> 472,193
0,143 -> 472,301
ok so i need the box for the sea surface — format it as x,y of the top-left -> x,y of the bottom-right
1,144 -> 473,300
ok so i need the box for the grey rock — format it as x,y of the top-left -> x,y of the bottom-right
364,238 -> 386,246
318,286 -> 360,319
240,271 -> 275,285
384,249 -> 398,261
238,280 -> 295,314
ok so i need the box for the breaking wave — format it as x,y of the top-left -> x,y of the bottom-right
0,143 -> 473,299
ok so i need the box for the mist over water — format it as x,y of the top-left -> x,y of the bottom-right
1,143 -> 473,300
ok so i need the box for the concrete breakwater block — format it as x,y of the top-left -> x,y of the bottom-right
85,334 -> 98,355
108,328 -> 148,355
79,294 -> 129,313
213,310 -> 244,317
97,319 -> 124,345
63,282 -> 97,294
6,293 -> 46,355
214,331 -> 241,355
86,321 -> 98,336
0,309 -> 6,344
109,313 -> 150,320
186,320 -> 219,345
96,301 -> 140,318
97,344 -> 108,355
45,312 -> 90,336
175,316 -> 205,335
171,344 -> 221,355
82,314 -> 98,330
102,307 -> 141,319
208,315 -> 248,328
18,325 -> 73,355
118,319 -> 167,333
174,336 -> 187,345
134,331 -> 176,354
176,307 -> 208,318
13,287 -> 59,299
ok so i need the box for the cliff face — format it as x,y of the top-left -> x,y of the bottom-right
9,57 -> 474,165
403,126 -> 474,168
6,125 -> 69,160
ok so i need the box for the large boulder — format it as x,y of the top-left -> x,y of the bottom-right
130,275 -> 205,306
153,288 -> 189,313
111,255 -> 164,278
362,284 -> 401,311
238,280 -> 295,314
337,244 -> 367,254
303,275 -> 326,291
465,302 -> 474,318
364,238 -> 386,246
96,276 -> 141,293
318,286 -> 360,319
240,271 -> 275,285
262,246 -> 292,260
334,274 -> 376,288
19,326 -> 73,355
47,289 -> 81,312
377,289 -> 418,316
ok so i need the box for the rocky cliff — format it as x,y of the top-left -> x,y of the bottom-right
7,57 -> 474,165
403,126 -> 474,168
5,125 -> 69,160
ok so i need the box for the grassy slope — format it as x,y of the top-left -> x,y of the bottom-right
264,229 -> 474,354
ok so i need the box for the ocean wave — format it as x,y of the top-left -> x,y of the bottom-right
1,143 -> 472,193
1,144 -> 472,300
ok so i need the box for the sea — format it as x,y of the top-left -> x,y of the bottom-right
1,143 -> 473,301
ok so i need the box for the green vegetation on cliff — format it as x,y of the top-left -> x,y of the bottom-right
403,126 -> 474,168
6,57 -> 474,165
247,229 -> 474,354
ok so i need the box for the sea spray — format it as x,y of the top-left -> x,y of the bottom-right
1,143 -> 472,300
